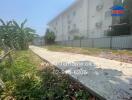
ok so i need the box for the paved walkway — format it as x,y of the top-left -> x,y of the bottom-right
30,46 -> 132,100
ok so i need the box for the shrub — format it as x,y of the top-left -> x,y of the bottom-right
107,24 -> 131,36
0,19 -> 36,50
44,29 -> 56,44
0,51 -> 98,100
74,35 -> 84,40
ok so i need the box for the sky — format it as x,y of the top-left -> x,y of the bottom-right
0,0 -> 75,36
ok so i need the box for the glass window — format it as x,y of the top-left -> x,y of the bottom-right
68,25 -> 70,30
68,20 -> 71,24
54,27 -> 56,30
73,24 -> 76,29
105,10 -> 111,18
56,21 -> 58,25
73,11 -> 76,16
67,15 -> 70,19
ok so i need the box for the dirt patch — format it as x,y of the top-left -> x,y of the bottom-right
99,52 -> 132,64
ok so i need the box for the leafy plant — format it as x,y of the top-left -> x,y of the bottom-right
74,35 -> 84,40
0,51 -> 98,100
0,19 -> 36,50
44,29 -> 56,44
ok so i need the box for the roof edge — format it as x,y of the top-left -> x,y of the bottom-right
47,0 -> 81,25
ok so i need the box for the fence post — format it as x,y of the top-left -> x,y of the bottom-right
92,38 -> 94,48
65,40 -> 66,46
110,36 -> 112,49
72,40 -> 73,47
80,39 -> 81,47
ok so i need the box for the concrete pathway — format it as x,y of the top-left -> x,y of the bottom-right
30,46 -> 132,100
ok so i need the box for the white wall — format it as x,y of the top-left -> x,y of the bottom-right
88,0 -> 113,38
48,0 -> 114,41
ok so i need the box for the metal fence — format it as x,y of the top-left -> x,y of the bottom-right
56,35 -> 132,49
32,37 -> 45,46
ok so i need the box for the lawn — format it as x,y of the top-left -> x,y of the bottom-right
45,45 -> 132,63
0,50 -> 100,100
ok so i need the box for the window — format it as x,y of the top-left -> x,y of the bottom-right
68,20 -> 71,24
68,25 -> 70,30
105,10 -> 111,18
114,0 -> 122,5
73,24 -> 76,29
56,21 -> 58,25
54,27 -> 56,30
73,11 -> 76,16
68,36 -> 70,40
67,15 -> 70,19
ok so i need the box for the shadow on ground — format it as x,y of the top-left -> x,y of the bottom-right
57,60 -> 132,100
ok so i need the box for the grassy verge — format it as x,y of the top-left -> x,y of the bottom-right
45,45 -> 104,55
0,50 -> 100,100
0,49 -> 2,55
45,45 -> 132,63
45,45 -> 132,55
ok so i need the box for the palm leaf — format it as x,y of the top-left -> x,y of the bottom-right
13,20 -> 20,29
21,19 -> 27,29
0,19 -> 5,26
25,27 -> 35,33
7,21 -> 12,26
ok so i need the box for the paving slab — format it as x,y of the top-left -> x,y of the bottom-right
30,46 -> 132,100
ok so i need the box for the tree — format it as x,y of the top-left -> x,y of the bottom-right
0,19 -> 36,50
107,0 -> 132,36
123,0 -> 132,33
44,29 -> 56,44
0,19 -> 15,48
107,24 -> 131,36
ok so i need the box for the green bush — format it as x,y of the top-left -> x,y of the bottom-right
44,29 -> 56,44
0,19 -> 36,50
0,51 -> 42,99
107,24 -> 131,36
0,48 -> 1,51
74,35 -> 84,40
0,51 -> 96,100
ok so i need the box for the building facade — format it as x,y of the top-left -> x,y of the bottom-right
48,0 -> 121,41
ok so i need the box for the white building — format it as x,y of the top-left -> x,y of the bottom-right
48,0 -> 121,41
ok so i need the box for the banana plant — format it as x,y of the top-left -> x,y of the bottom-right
13,19 -> 36,49
0,19 -> 36,50
0,19 -> 14,48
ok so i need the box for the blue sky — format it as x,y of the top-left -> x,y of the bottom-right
0,0 -> 75,36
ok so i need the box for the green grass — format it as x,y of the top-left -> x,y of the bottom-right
45,45 -> 132,56
45,45 -> 132,63
0,50 -> 98,100
45,45 -> 101,55
0,49 -> 2,55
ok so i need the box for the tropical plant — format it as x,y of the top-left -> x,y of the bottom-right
0,20 -> 13,48
74,35 -> 84,40
0,51 -> 96,100
0,19 -> 36,50
106,0 -> 132,36
123,0 -> 132,33
44,29 -> 56,44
